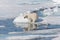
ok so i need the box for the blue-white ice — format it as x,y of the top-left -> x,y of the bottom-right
0,0 -> 53,19
0,0 -> 60,40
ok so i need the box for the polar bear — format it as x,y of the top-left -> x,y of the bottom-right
23,12 -> 38,31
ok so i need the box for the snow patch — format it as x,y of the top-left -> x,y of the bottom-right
13,14 -> 29,23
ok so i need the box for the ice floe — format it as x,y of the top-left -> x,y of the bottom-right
0,25 -> 5,28
13,13 -> 29,23
6,35 -> 41,40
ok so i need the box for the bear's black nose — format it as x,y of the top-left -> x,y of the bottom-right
24,16 -> 28,18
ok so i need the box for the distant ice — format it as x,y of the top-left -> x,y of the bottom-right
43,8 -> 53,16
0,0 -> 54,20
52,0 -> 60,4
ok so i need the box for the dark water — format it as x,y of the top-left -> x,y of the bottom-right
0,18 -> 60,34
0,18 -> 60,40
0,18 -> 23,34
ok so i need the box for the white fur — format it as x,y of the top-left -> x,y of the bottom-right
24,12 -> 38,31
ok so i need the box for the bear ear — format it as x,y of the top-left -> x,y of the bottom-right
24,15 -> 28,18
